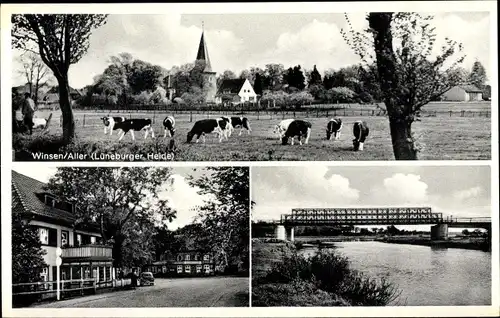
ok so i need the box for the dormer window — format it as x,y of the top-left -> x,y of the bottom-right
45,195 -> 56,207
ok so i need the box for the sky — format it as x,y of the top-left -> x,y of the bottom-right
251,165 -> 492,231
12,166 -> 212,230
11,12 -> 491,89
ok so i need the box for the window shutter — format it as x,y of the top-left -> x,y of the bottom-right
48,228 -> 58,247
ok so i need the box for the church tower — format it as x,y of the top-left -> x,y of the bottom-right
195,28 -> 217,103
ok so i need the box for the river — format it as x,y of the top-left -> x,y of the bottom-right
299,241 -> 491,306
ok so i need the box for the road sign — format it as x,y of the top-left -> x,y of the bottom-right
56,247 -> 62,257
56,257 -> 62,266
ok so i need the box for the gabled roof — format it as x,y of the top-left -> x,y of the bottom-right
459,85 -> 483,93
195,32 -> 213,73
12,170 -> 77,224
216,79 -> 246,95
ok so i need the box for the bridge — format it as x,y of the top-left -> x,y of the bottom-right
274,207 -> 491,241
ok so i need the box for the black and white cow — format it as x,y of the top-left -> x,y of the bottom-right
163,116 -> 176,138
114,118 -> 155,141
273,118 -> 294,140
281,119 -> 312,145
32,113 -> 53,130
352,120 -> 369,151
228,116 -> 251,136
326,118 -> 343,140
219,116 -> 233,140
186,118 -> 229,143
101,116 -> 125,135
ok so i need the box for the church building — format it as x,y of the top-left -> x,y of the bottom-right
195,30 -> 217,103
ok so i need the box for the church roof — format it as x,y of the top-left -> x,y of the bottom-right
195,32 -> 214,73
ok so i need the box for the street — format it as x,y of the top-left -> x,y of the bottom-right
32,276 -> 249,307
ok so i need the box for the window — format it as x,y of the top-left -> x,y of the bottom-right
61,230 -> 69,247
196,265 -> 202,273
162,266 -> 167,273
99,266 -> 105,282
72,266 -> 82,280
194,254 -> 199,261
90,236 -> 96,244
45,195 -> 56,207
40,267 -> 49,281
184,265 -> 191,273
106,267 -> 112,281
204,264 -> 210,273
185,254 -> 190,261
203,254 -> 210,261
39,228 -> 49,245
177,254 -> 183,262
177,265 -> 183,273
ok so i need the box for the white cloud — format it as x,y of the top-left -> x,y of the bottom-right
369,173 -> 430,205
453,186 -> 483,201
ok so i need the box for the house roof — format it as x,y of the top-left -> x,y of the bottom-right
195,32 -> 213,73
216,79 -> 246,95
459,85 -> 483,93
46,86 -> 82,95
12,170 -> 91,228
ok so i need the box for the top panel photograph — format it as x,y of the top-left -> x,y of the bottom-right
10,11 -> 492,161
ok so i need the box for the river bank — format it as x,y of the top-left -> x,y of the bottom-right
251,238 -> 400,306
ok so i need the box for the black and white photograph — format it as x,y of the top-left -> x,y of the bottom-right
10,10 -> 492,161
11,166 -> 250,308
251,165 -> 492,306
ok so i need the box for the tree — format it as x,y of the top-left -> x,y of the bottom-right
329,87 -> 357,103
12,14 -> 108,143
468,61 -> 487,90
264,63 -> 285,90
17,52 -> 52,106
254,73 -> 263,96
309,65 -> 322,86
128,59 -> 164,94
342,13 -> 465,160
44,167 -> 176,268
188,167 -> 250,273
12,213 -> 47,284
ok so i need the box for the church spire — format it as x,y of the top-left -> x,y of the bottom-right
195,24 -> 213,73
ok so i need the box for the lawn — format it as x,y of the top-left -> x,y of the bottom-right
13,104 -> 491,161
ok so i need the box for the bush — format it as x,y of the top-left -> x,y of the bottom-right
255,249 -> 401,306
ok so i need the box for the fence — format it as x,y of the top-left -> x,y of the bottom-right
61,107 -> 491,129
12,278 -> 132,306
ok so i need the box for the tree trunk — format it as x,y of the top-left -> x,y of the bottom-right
57,76 -> 75,143
389,117 -> 418,160
369,13 -> 418,160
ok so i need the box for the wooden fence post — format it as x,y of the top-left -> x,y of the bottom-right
190,111 -> 193,123
83,114 -> 86,127
449,110 -> 452,117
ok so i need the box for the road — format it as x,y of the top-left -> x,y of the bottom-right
32,276 -> 249,307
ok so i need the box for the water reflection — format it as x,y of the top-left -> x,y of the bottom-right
298,241 -> 491,306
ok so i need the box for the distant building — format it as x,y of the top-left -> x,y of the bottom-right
12,171 -> 114,284
41,86 -> 82,107
145,250 -> 216,277
195,31 -> 217,103
215,78 -> 257,105
442,85 -> 483,102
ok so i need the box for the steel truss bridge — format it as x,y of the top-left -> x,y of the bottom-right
280,207 -> 491,229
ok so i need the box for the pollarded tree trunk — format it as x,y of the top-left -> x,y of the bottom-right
56,75 -> 76,143
388,116 -> 418,160
369,12 -> 418,160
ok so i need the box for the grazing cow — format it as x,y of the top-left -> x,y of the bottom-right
32,113 -> 53,130
353,120 -> 369,151
219,116 -> 232,140
273,118 -> 294,140
282,119 -> 312,145
101,116 -> 125,135
186,118 -> 229,143
114,118 -> 155,141
163,116 -> 176,138
228,117 -> 251,136
326,118 -> 343,140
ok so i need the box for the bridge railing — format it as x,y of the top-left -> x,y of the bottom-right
443,217 -> 491,223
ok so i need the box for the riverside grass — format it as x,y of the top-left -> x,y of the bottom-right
252,239 -> 401,306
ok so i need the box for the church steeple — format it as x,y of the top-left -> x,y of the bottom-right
195,26 -> 213,73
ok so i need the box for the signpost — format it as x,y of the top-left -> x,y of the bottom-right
56,247 -> 62,300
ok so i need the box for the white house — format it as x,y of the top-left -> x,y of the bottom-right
442,85 -> 483,102
12,171 -> 114,284
215,78 -> 257,105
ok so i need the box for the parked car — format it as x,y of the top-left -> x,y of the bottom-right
140,272 -> 155,286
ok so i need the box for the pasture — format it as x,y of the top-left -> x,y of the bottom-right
13,103 -> 491,161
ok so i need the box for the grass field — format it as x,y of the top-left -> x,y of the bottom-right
14,103 -> 491,161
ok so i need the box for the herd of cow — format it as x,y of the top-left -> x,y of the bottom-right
100,115 -> 370,151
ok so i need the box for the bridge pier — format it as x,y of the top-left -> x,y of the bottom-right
431,224 -> 449,240
274,225 -> 294,241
